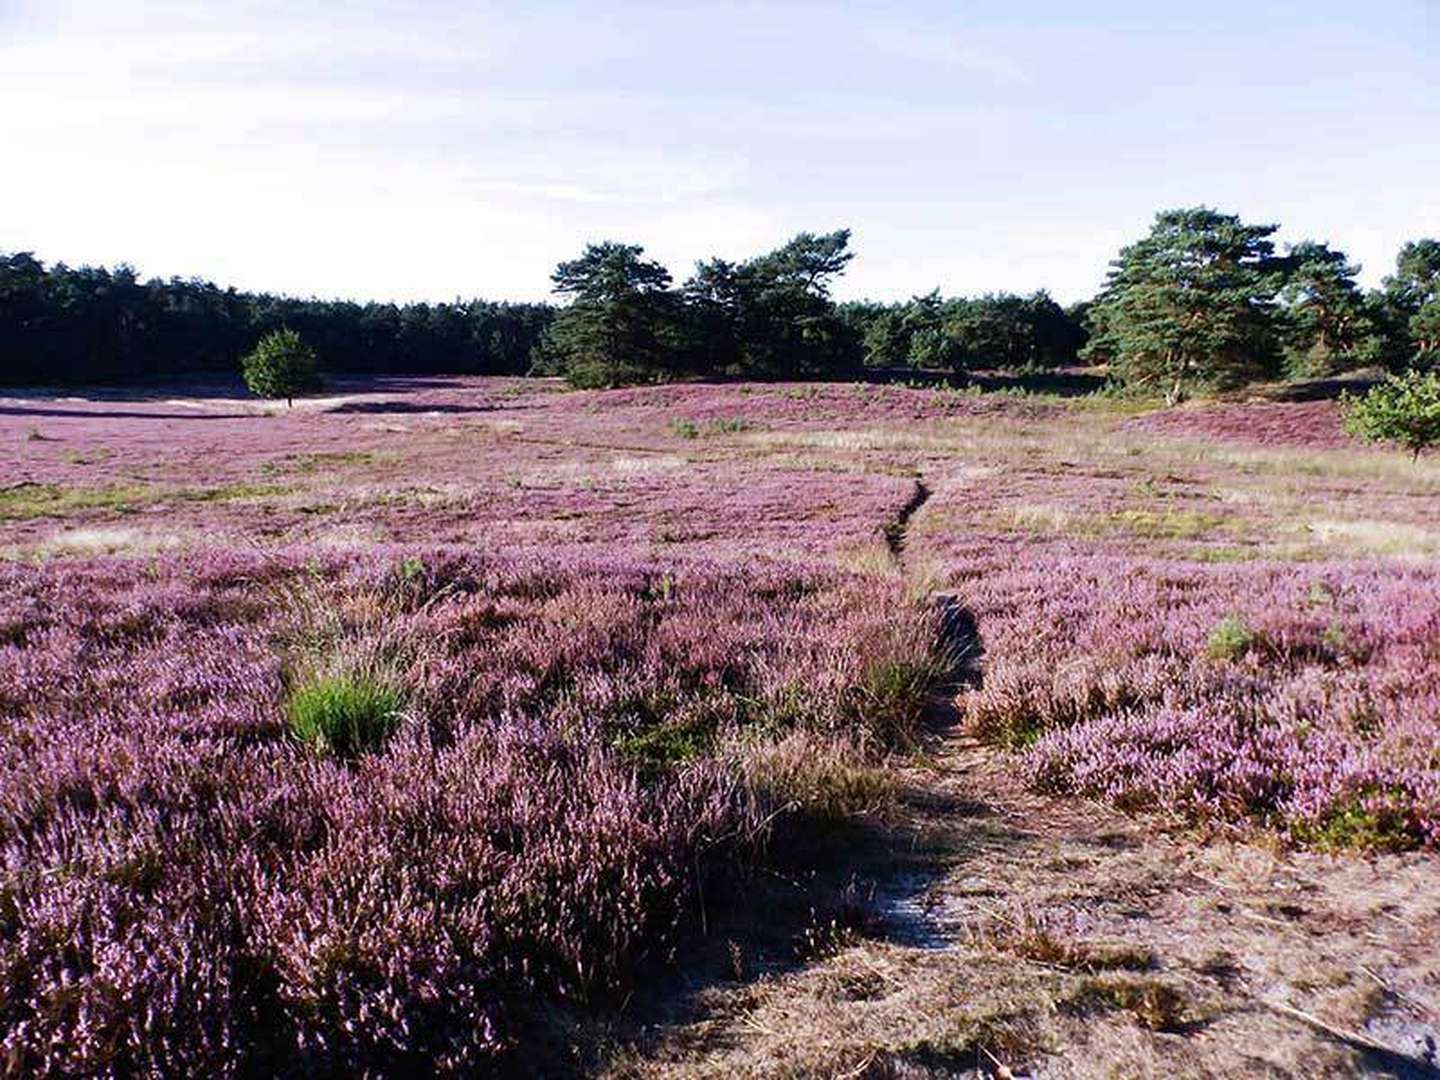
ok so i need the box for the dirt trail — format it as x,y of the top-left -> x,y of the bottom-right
612,475 -> 1440,1078
612,721 -> 1440,1078
606,470 -> 1440,1078
884,477 -> 932,560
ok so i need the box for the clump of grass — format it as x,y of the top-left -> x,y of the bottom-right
62,448 -> 114,466
668,416 -> 751,439
286,672 -> 404,758
1107,508 -> 1226,540
1194,546 -> 1255,563
736,732 -> 897,825
260,450 -> 390,476
1205,615 -> 1257,662
1002,924 -> 1155,974
0,481 -> 293,522
846,652 -> 952,750
0,483 -> 149,521
706,417 -> 750,435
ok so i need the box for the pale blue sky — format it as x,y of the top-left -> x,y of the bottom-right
2,1 -> 1436,303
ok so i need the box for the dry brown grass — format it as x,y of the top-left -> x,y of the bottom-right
605,735 -> 1440,1078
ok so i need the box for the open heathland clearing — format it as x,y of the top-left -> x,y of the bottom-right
3,375 -> 1439,1076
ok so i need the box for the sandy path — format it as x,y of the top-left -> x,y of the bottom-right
609,726 -> 1440,1078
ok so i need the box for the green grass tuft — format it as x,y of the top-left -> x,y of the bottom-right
286,673 -> 404,758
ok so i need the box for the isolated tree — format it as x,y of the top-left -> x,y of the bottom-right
1342,369 -> 1440,460
242,327 -> 322,406
542,242 -> 683,388
1083,207 -> 1283,402
1276,241 -> 1376,376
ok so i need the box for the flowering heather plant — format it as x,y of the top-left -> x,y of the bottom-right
1126,399 -> 1360,450
948,549 -> 1440,847
0,545 -> 947,1072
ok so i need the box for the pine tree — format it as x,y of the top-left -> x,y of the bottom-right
1083,208 -> 1283,402
1276,241 -> 1377,376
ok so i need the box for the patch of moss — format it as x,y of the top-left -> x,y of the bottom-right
1292,789 -> 1418,852
1066,975 -> 1193,1032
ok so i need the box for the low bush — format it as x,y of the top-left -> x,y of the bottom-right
1341,368 -> 1440,460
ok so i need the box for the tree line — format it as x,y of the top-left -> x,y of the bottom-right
3,208 -> 1437,396
0,252 -> 552,385
539,212 -> 1438,394
532,229 -> 1095,387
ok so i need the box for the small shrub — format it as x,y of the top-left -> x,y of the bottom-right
669,418 -> 700,439
611,715 -> 714,772
286,673 -> 404,757
242,328 -> 324,406
1341,369 -> 1440,460
1205,615 -> 1256,662
1291,788 -> 1418,852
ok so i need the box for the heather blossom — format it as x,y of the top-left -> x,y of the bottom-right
0,545 -> 944,1072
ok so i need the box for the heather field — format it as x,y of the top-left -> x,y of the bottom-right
4,376 -> 1440,1075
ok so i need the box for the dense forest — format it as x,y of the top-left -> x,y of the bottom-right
0,253 -> 553,385
2,207 -> 1437,395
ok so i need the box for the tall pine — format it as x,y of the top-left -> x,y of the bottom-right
1084,208 -> 1283,401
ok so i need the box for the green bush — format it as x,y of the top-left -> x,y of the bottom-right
1341,369 -> 1440,461
1205,615 -> 1256,662
286,673 -> 404,757
242,328 -> 323,406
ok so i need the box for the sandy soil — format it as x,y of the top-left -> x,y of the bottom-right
606,727 -> 1440,1079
